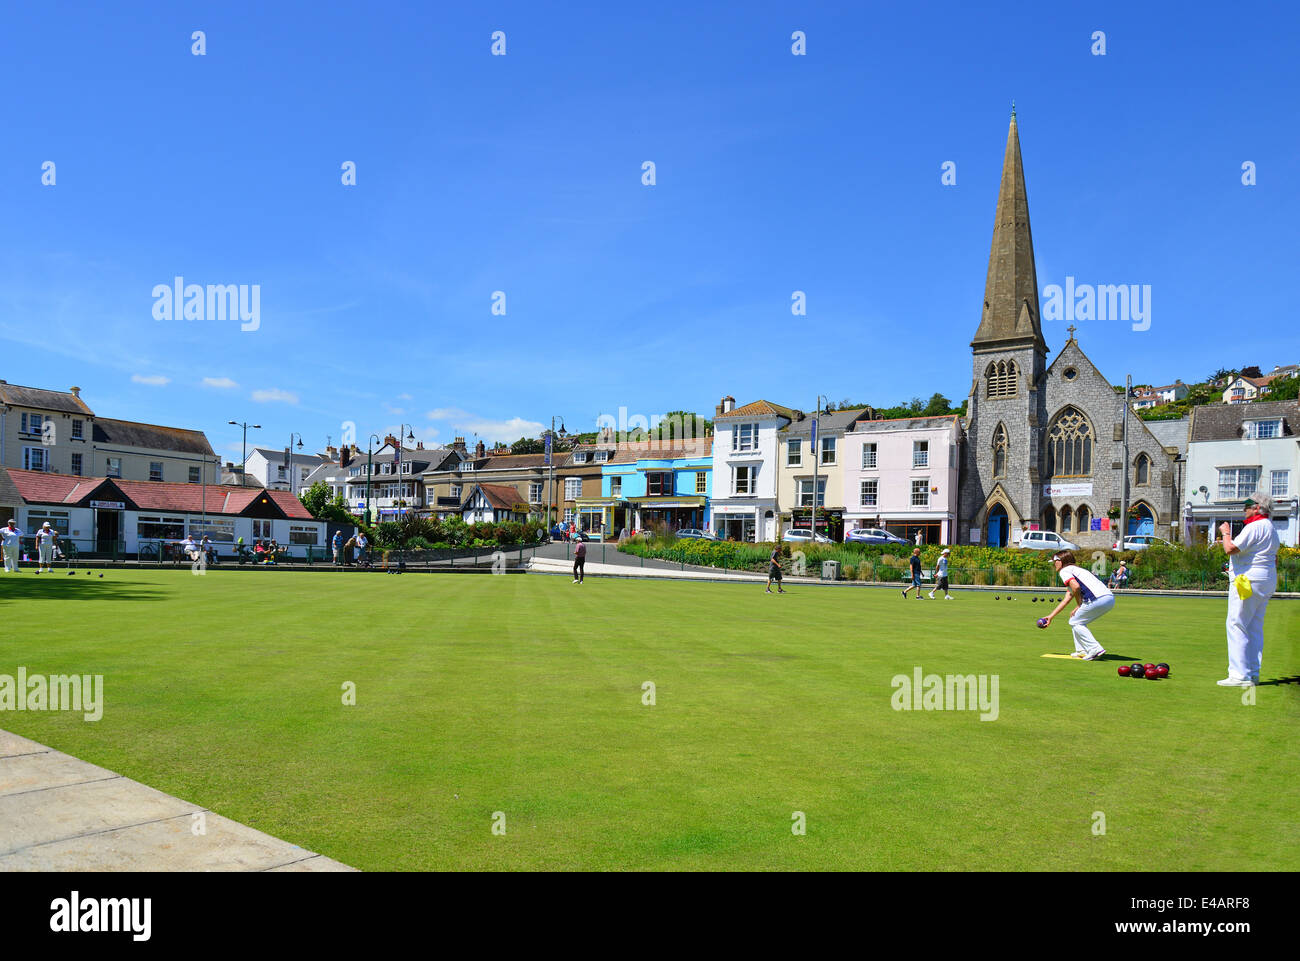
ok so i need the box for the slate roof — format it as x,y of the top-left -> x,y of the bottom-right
93,418 -> 215,456
0,468 -> 21,511
1144,417 -> 1190,454
1189,399 -> 1300,443
782,408 -> 872,436
0,382 -> 94,415
845,414 -> 963,433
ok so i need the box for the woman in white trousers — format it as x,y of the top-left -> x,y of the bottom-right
1219,492 -> 1279,687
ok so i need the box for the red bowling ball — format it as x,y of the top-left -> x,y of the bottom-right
1118,665 -> 1131,676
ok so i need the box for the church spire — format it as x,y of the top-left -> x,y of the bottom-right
972,111 -> 1046,353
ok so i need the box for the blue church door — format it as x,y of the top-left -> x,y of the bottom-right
1128,504 -> 1154,537
987,504 -> 1009,547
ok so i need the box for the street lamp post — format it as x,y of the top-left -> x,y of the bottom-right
365,433 -> 382,527
546,415 -> 566,535
288,433 -> 304,497
396,425 -> 415,519
811,395 -> 829,542
228,420 -> 261,486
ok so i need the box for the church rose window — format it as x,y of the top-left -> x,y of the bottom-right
1047,407 -> 1093,477
986,360 -> 1018,399
992,423 -> 1008,477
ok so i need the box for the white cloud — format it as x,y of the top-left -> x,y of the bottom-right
426,407 -> 471,421
454,416 -> 544,439
383,404 -> 406,416
252,388 -> 299,404
203,376 -> 239,389
397,393 -> 413,402
131,374 -> 170,386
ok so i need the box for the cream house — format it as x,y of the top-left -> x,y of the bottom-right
775,407 -> 873,540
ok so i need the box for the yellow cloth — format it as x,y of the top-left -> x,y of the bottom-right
1234,574 -> 1253,600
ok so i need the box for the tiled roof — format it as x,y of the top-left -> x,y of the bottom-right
2,469 -> 314,519
0,382 -> 95,415
1144,417 -> 1190,453
0,469 -> 22,510
475,483 -> 528,511
714,400 -> 799,421
248,447 -> 334,465
1190,399 -> 1300,443
92,418 -> 215,456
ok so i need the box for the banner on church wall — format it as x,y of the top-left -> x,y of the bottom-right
1042,482 -> 1093,498
969,527 -> 982,544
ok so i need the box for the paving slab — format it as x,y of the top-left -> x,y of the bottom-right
0,730 -> 355,871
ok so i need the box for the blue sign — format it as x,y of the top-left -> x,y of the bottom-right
545,433 -> 552,466
811,419 -> 817,443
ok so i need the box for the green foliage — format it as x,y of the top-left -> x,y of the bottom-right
511,437 -> 545,455
368,513 -> 543,550
301,482 -> 354,523
1260,376 -> 1300,401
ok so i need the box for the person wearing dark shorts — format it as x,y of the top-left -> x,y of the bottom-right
902,547 -> 924,598
572,538 -> 587,584
766,546 -> 785,593
929,547 -> 953,600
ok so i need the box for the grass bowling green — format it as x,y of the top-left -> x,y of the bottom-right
2,569 -> 1296,870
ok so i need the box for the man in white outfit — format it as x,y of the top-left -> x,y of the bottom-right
36,522 -> 58,572
1,519 -> 23,573
1040,549 -> 1113,660
1218,492 -> 1279,687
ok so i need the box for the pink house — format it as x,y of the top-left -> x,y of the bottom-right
841,415 -> 963,545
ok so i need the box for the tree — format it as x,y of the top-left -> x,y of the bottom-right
511,437 -> 545,455
1240,365 -> 1262,379
1261,376 -> 1300,401
301,481 -> 353,523
922,392 -> 952,416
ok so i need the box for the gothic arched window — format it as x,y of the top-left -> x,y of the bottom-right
1060,505 -> 1073,533
1047,407 -> 1093,477
1135,453 -> 1150,486
1076,505 -> 1091,532
992,423 -> 1008,478
986,360 -> 1019,399
1043,506 -> 1056,532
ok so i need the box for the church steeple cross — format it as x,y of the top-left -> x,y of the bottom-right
1067,324 -> 1077,341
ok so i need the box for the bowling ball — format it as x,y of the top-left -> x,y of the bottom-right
1130,664 -> 1145,679
1144,663 -> 1156,672
1118,665 -> 1131,676
1156,662 -> 1169,672
1036,617 -> 1048,629
995,596 -> 1000,600
1145,667 -> 1159,679
1156,665 -> 1169,678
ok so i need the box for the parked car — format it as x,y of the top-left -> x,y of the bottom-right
782,528 -> 833,544
675,529 -> 718,540
845,527 -> 909,545
1018,530 -> 1077,551
1112,534 -> 1173,551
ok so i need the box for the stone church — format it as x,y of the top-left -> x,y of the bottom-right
960,111 -> 1178,549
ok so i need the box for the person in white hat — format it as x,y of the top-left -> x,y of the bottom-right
36,522 -> 59,572
1,519 -> 23,573
929,548 -> 953,599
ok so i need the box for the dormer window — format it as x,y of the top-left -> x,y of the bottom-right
594,450 -> 609,463
573,452 -> 588,463
1245,419 -> 1281,440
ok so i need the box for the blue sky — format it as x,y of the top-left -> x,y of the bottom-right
3,1 -> 1297,462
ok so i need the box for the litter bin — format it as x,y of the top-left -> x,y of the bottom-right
821,560 -> 840,581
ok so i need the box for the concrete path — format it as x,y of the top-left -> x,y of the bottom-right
0,729 -> 354,871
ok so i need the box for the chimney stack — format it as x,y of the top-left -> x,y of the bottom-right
475,440 -> 486,458
70,386 -> 81,397
452,436 -> 467,454
717,396 -> 735,415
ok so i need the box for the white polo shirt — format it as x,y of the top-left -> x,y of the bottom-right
36,528 -> 57,544
1059,564 -> 1112,604
1229,517 -> 1280,582
0,526 -> 22,547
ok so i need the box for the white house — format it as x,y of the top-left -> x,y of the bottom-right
244,446 -> 333,492
709,396 -> 796,541
1184,400 -> 1298,546
1131,381 -> 1189,410
842,415 -> 963,544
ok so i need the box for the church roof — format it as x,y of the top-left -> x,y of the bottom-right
972,111 -> 1047,355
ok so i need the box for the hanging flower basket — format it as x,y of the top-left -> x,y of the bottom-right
1107,506 -> 1121,519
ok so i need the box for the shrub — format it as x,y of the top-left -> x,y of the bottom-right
842,564 -> 855,581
